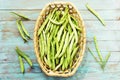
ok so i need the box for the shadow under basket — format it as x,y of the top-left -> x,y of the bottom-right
34,2 -> 86,77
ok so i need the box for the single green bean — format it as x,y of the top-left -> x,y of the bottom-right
46,34 -> 51,68
94,36 -> 103,62
67,23 -> 73,34
70,46 -> 79,67
16,47 -> 33,67
38,13 -> 51,36
49,17 -> 66,25
55,31 -> 67,59
88,47 -> 101,64
102,52 -> 111,70
16,20 -> 28,42
86,3 -> 106,26
42,31 -> 47,55
51,42 -> 55,70
70,15 -> 78,26
39,34 -> 45,61
62,60 -> 65,70
44,56 -> 48,65
10,12 -> 30,20
67,37 -> 75,65
19,20 -> 31,39
18,56 -> 24,73
68,14 -> 78,43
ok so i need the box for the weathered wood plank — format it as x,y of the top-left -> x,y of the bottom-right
0,10 -> 120,21
0,0 -> 120,10
0,61 -> 119,74
0,72 -> 119,80
0,29 -> 120,41
1,21 -> 120,32
0,50 -> 119,63
0,31 -> 120,51
0,21 -> 120,40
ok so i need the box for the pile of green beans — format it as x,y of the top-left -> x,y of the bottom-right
15,46 -> 33,73
38,6 -> 82,71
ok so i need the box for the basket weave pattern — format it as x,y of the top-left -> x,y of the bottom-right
34,2 -> 86,77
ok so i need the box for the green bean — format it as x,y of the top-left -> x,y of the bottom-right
94,36 -> 103,62
86,3 -> 106,26
10,12 -> 30,20
55,31 -> 67,59
46,34 -> 51,68
70,15 -> 78,26
15,47 -> 33,67
67,24 -> 73,34
18,56 -> 24,73
49,17 -> 65,25
39,34 -> 45,61
67,37 -> 75,65
57,19 -> 68,42
70,46 -> 79,67
102,52 -> 111,70
19,20 -> 31,39
16,20 -> 28,42
44,56 -> 48,65
42,31 -> 47,55
68,14 -> 78,43
62,60 -> 65,70
51,42 -> 55,70
88,47 -> 101,64
70,17 -> 82,32
38,13 -> 51,36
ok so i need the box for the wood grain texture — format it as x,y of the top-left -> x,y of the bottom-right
0,0 -> 120,79
0,0 -> 120,10
0,10 -> 120,21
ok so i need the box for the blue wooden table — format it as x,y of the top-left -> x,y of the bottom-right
0,0 -> 120,80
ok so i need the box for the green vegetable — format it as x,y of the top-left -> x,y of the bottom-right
19,20 -> 31,39
94,36 -> 103,62
10,12 -> 30,20
55,31 -> 67,59
57,19 -> 68,42
86,3 -> 106,26
88,36 -> 111,70
18,56 -> 24,73
46,34 -> 52,68
16,47 -> 33,67
38,6 -> 82,70
102,52 -> 111,70
68,14 -> 78,43
88,48 -> 101,64
16,20 -> 28,42
49,18 -> 65,25
38,13 -> 51,36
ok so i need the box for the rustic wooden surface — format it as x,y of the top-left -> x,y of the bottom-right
0,0 -> 120,80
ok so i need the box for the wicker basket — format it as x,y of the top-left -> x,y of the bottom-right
34,2 -> 86,77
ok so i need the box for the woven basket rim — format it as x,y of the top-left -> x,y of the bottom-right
34,1 -> 86,77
